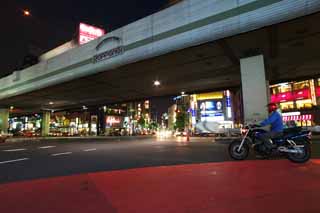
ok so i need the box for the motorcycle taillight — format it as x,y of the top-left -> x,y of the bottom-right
307,131 -> 312,140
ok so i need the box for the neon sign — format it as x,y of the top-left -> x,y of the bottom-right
106,116 -> 121,126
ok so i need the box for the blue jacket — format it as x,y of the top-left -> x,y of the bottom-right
260,111 -> 284,132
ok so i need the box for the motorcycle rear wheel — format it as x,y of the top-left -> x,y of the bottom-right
287,143 -> 311,163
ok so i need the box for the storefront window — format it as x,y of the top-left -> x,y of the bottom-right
279,102 -> 294,111
278,83 -> 292,93
293,80 -> 309,91
296,99 -> 313,109
270,87 -> 278,95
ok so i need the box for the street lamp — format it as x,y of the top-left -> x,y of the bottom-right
153,80 -> 161,87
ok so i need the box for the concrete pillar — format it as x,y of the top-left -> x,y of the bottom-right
240,55 -> 269,124
0,109 -> 9,134
41,111 -> 51,137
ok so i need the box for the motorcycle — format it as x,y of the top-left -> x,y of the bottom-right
228,124 -> 312,163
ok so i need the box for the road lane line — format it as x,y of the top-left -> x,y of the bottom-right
0,158 -> 29,164
51,152 -> 72,156
3,149 -> 27,152
83,148 -> 97,152
38,146 -> 56,149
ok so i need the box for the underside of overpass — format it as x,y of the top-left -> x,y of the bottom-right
2,12 -> 320,113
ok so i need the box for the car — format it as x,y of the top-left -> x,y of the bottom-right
174,129 -> 187,137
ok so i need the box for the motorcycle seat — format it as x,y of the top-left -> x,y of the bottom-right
283,127 -> 302,134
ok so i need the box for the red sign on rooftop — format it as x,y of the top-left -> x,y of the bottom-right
78,23 -> 105,45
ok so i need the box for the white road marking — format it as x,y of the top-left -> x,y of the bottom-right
83,148 -> 97,152
51,152 -> 72,156
0,158 -> 29,164
3,149 -> 27,152
38,146 -> 56,149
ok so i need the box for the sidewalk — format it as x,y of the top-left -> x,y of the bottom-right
0,159 -> 319,213
1,135 -> 154,144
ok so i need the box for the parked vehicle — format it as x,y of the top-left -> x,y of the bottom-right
229,124 -> 311,163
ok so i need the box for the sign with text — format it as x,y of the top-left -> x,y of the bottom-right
93,46 -> 124,63
78,23 -> 105,45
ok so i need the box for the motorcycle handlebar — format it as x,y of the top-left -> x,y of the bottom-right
246,124 -> 262,129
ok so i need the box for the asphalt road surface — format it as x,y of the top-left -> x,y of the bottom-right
0,137 -> 319,184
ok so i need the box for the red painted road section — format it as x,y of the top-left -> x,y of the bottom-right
1,160 -> 320,213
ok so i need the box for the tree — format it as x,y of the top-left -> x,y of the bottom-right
138,116 -> 146,128
149,122 -> 159,130
174,105 -> 188,130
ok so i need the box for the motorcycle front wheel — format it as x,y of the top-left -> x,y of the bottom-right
229,140 -> 249,160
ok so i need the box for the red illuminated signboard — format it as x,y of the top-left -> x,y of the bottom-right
271,92 -> 293,103
271,94 -> 277,103
293,89 -> 310,100
317,87 -> 320,97
79,23 -> 105,45
271,89 -> 311,103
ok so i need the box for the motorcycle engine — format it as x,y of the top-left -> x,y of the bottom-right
254,143 -> 270,155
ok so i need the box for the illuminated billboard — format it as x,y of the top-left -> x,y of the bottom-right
78,23 -> 105,45
198,100 -> 224,122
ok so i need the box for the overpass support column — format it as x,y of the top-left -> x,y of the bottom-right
0,109 -> 9,134
240,55 -> 269,124
41,111 -> 51,137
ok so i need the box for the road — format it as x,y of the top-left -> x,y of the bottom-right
0,137 -> 319,184
1,137 -> 320,213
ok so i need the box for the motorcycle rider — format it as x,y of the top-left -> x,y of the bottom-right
259,103 -> 284,150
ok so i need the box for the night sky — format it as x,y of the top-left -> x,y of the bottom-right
1,0 -> 169,77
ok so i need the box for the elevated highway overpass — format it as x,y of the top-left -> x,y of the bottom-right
1,0 -> 320,134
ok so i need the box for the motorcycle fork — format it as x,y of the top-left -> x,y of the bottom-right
238,130 -> 250,152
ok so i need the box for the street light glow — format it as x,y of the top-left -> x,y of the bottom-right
154,80 -> 161,86
23,10 -> 31,16
49,101 -> 54,105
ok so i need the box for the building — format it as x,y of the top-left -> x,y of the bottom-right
168,90 -> 235,133
270,78 -> 320,127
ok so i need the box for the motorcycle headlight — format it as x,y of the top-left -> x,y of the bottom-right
241,128 -> 248,135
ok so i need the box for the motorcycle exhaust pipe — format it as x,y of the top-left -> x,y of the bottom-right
278,146 -> 302,154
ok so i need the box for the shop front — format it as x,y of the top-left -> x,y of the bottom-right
9,115 -> 42,136
49,112 -> 91,136
270,79 -> 320,127
105,115 -> 125,136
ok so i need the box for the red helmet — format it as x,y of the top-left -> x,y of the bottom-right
267,103 -> 278,113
